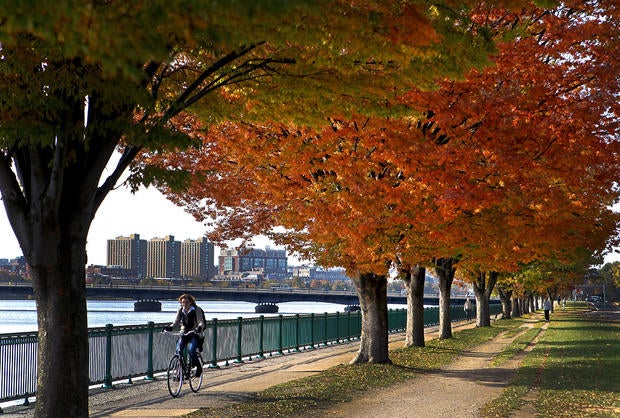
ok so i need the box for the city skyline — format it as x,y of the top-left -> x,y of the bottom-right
1,184 -> 619,266
0,185 -> 298,265
106,234 -> 216,279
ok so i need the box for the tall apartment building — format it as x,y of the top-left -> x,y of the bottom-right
107,234 -> 217,281
219,246 -> 287,277
180,237 -> 215,280
106,234 -> 147,278
146,235 -> 181,279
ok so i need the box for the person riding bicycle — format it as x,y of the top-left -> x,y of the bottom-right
163,293 -> 206,377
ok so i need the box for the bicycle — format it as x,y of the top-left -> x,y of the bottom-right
162,329 -> 204,397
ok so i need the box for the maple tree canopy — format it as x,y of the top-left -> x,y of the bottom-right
153,1 -> 619,280
2,0 -> 564,413
2,1 -> 568,411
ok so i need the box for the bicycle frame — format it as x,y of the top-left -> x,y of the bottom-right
164,331 -> 203,397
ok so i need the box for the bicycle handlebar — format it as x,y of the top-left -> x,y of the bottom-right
161,329 -> 197,337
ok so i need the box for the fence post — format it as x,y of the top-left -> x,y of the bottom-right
257,315 -> 265,359
145,321 -> 155,380
209,318 -> 220,369
277,314 -> 284,356
323,312 -> 328,346
309,313 -> 316,349
346,310 -> 351,342
235,316 -> 244,363
336,311 -> 341,343
102,324 -> 113,388
292,314 -> 300,352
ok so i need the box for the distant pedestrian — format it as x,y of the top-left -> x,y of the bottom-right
543,299 -> 552,322
464,298 -> 474,321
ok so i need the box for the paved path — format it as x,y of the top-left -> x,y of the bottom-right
1,319 -> 500,417
318,318 -> 545,418
5,306 -> 616,417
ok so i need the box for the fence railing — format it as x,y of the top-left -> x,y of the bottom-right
0,304 -> 502,405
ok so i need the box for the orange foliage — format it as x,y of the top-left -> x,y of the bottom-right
400,1 -> 620,274
150,1 -> 620,281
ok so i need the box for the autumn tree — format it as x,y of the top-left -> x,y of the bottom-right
146,0 -> 549,362
430,258 -> 458,337
599,261 -> 620,298
396,262 -> 428,347
496,275 -> 518,319
518,253 -> 601,306
154,0 -> 620,358
400,0 -> 620,327
163,119 -> 443,362
0,1 -> 522,414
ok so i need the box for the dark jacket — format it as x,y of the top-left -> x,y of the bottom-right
170,305 -> 206,336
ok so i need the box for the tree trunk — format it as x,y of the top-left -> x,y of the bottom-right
350,272 -> 391,364
434,258 -> 456,340
0,133 -> 126,416
2,169 -> 112,417
524,293 -> 532,314
31,233 -> 90,417
473,271 -> 498,327
401,265 -> 426,347
529,294 -> 536,313
547,289 -> 557,313
497,286 -> 512,320
511,297 -> 522,318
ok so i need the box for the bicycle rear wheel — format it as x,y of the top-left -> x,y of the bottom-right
167,355 -> 183,397
189,353 -> 203,392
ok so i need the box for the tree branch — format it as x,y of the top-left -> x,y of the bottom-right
0,152 -> 31,254
182,57 -> 296,110
93,144 -> 142,212
163,43 -> 265,121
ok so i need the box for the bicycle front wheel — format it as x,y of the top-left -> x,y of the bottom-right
189,353 -> 203,393
167,355 -> 183,397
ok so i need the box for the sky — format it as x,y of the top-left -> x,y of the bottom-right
0,184 -> 297,266
1,182 -> 619,267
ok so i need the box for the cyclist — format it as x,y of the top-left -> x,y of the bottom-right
163,293 -> 206,377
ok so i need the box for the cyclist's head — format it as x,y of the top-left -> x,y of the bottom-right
178,293 -> 196,306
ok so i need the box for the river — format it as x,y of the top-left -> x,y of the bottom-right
0,299 -> 408,334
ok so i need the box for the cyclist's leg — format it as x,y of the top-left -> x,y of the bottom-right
177,335 -> 191,378
177,335 -> 188,355
188,335 -> 201,376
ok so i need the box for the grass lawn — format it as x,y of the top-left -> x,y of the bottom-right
187,304 -> 619,417
481,304 -> 620,417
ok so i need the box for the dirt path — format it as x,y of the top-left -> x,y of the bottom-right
315,318 -> 546,418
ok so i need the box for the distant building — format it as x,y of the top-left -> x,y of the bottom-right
180,237 -> 215,280
146,235 -> 181,279
0,256 -> 27,275
218,246 -> 287,278
86,264 -> 139,281
292,266 -> 349,282
107,234 -> 147,278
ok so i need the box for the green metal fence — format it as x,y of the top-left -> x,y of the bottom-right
0,304 -> 502,405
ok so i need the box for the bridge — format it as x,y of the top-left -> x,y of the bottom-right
0,283 -> 486,307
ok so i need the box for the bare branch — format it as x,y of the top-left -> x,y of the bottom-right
93,144 -> 142,212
